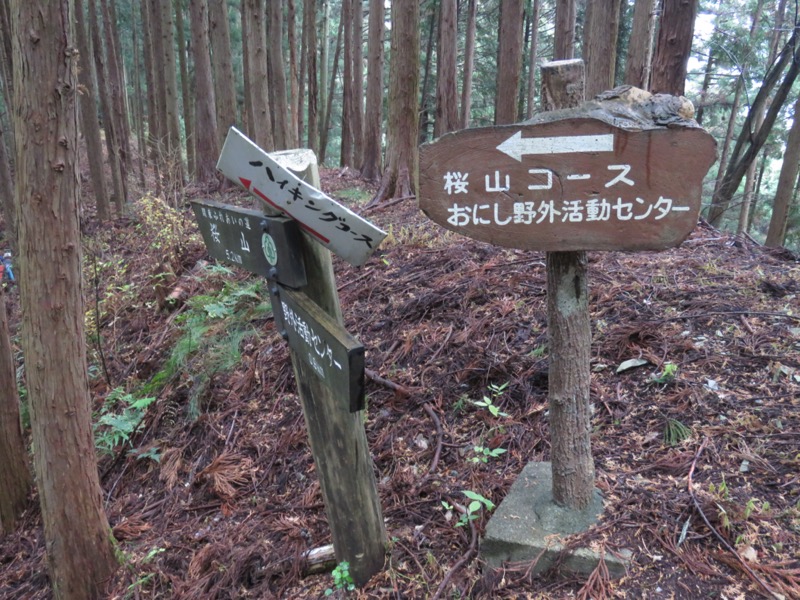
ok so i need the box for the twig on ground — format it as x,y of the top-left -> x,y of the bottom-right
366,368 -> 414,396
688,438 -> 779,599
430,502 -> 478,600
422,403 -> 444,474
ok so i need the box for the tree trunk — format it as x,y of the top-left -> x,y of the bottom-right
351,0 -> 364,165
320,13 -> 343,165
244,0 -> 274,149
209,0 -> 238,148
583,0 -> 622,98
175,0 -> 196,178
269,0 -> 292,150
525,0 -> 541,119
341,0 -> 355,166
159,0 -> 186,193
131,18 -> 147,189
287,0 -> 300,146
190,0 -> 219,182
0,122 -> 16,249
765,95 -> 800,246
541,58 -> 595,510
142,0 -> 163,197
370,0 -> 419,205
418,5 -> 436,142
240,0 -> 255,136
435,0 -> 459,136
0,286 -> 31,535
710,26 -> 800,227
650,0 -> 698,95
495,0 -> 524,124
554,0 -> 576,59
11,1 -> 118,596
304,0 -> 319,154
360,0 -> 384,181
460,0 -> 477,128
100,0 -> 130,172
89,0 -> 127,214
694,43 -> 716,125
75,0 -> 111,220
319,0 -> 329,150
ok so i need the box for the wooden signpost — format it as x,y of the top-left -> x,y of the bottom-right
420,63 -> 716,519
191,129 -> 387,585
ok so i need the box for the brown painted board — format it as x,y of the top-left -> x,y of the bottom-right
419,118 -> 717,251
269,286 -> 366,413
191,199 -> 307,289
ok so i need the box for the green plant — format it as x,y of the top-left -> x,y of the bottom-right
94,388 -> 157,456
652,362 -> 679,384
325,561 -> 356,595
442,490 -> 496,527
663,417 -> 692,446
529,344 -> 547,358
471,382 -> 509,418
469,445 -> 507,463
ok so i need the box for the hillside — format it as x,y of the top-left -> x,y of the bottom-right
1,171 -> 799,599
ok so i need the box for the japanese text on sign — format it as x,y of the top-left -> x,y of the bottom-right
281,299 -> 343,379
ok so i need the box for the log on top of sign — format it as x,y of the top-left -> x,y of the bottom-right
216,127 -> 387,267
419,95 -> 717,252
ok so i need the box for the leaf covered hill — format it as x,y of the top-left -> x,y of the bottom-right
1,171 -> 799,599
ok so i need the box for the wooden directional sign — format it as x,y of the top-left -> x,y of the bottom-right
270,286 -> 365,413
191,199 -> 307,289
419,117 -> 716,251
216,127 -> 387,267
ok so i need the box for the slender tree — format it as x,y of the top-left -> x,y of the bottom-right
100,0 -> 130,172
435,0 -> 459,136
625,0 -> 657,89
0,126 -> 16,249
243,0 -> 274,149
269,0 -> 292,149
525,0 -> 541,119
190,0 -> 219,181
11,0 -> 118,595
142,0 -> 163,196
287,0 -> 300,145
159,0 -> 186,191
361,0 -> 384,180
209,0 -> 238,147
0,287 -> 30,536
554,0 -> 576,59
341,0 -> 356,166
175,0 -> 196,178
320,14 -> 343,164
351,0 -> 364,165
460,0 -> 477,127
75,0 -> 111,220
765,95 -> 800,246
89,0 -> 127,213
305,0 -> 319,154
370,0 -> 419,204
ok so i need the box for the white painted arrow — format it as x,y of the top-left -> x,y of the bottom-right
496,131 -> 615,161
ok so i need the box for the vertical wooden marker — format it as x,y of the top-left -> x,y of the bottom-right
541,59 -> 596,510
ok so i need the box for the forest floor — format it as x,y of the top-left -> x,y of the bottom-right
1,169 -> 799,599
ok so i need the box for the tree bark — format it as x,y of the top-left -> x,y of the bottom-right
190,0 -> 219,182
11,1 -> 118,596
142,0 -> 163,197
159,0 -> 186,192
319,0 -> 329,150
650,0 -> 698,95
89,0 -> 127,214
269,0 -> 292,150
554,0 -> 576,59
460,0 -> 477,128
370,0 -> 419,205
75,0 -> 111,220
525,0 -> 541,119
0,120 -> 16,249
341,0 -> 355,166
360,0 -> 384,181
244,0 -> 274,149
495,0 -> 524,124
0,286 -> 30,535
320,13 -> 343,165
765,95 -> 800,246
435,0 -> 459,136
209,0 -> 238,148
351,0 -> 364,165
418,5 -> 436,142
100,0 -> 130,172
175,0 -> 196,178
583,0 -> 622,98
131,16 -> 147,189
304,0 -> 318,154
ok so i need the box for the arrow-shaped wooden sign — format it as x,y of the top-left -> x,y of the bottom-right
216,127 -> 386,267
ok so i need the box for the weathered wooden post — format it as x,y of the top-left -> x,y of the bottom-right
192,128 -> 387,585
541,59 -> 594,510
418,61 -> 716,574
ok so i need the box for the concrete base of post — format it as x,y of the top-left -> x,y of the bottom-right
481,461 -> 631,577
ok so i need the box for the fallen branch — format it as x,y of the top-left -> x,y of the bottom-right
431,498 -> 479,600
688,438 -> 779,599
366,368 -> 414,397
422,403 -> 444,475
